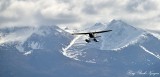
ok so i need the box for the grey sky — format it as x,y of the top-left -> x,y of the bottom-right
0,0 -> 160,30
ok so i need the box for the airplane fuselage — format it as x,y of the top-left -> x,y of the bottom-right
88,33 -> 95,38
87,33 -> 98,42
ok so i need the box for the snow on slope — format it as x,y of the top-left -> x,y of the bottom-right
0,27 -> 35,45
140,45 -> 160,60
62,35 -> 82,60
0,26 -> 73,55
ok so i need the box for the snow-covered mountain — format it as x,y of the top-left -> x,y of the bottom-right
62,20 -> 160,76
1,20 -> 160,77
0,26 -> 72,54
62,20 -> 160,63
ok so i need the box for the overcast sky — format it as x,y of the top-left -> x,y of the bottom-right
0,0 -> 160,30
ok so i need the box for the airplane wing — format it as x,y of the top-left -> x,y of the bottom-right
92,30 -> 112,34
72,30 -> 112,35
72,32 -> 90,35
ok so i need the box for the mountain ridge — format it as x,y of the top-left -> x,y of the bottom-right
0,20 -> 160,77
62,20 -> 160,64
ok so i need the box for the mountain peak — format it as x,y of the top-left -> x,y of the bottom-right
108,20 -> 137,30
101,20 -> 145,50
94,22 -> 103,26
110,19 -> 127,25
110,19 -> 121,23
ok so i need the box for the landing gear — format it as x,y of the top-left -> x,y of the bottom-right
85,39 -> 90,43
85,38 -> 98,43
93,38 -> 99,42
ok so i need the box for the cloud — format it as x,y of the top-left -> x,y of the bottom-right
0,0 -> 160,30
126,0 -> 158,12
82,4 -> 98,15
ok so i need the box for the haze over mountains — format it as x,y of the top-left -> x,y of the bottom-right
0,20 -> 160,77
